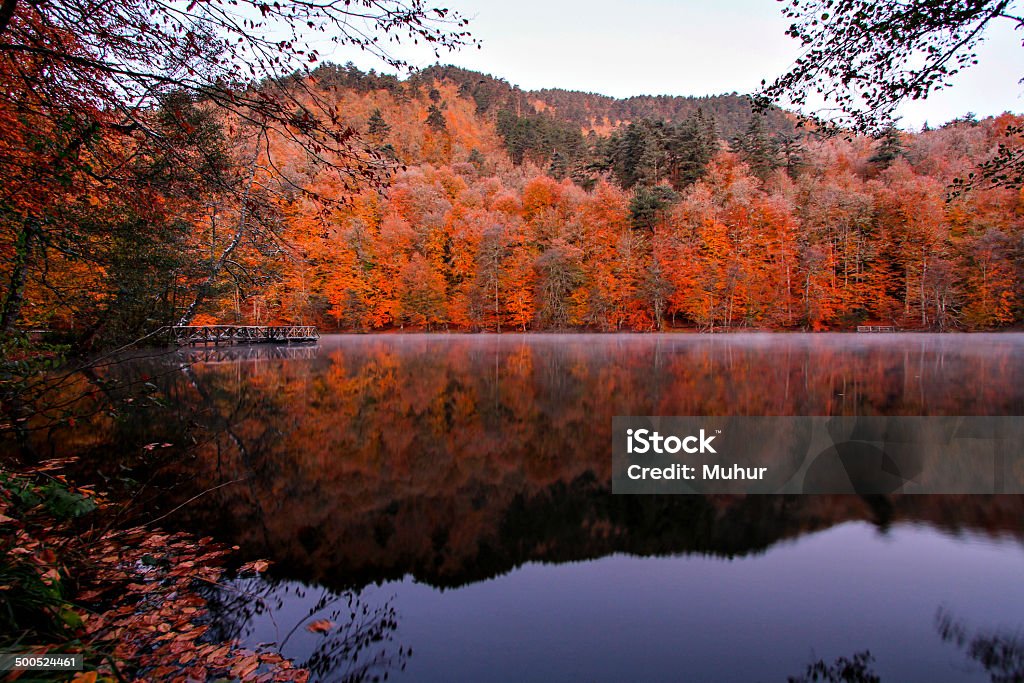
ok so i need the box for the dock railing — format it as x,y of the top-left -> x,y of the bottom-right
169,325 -> 319,346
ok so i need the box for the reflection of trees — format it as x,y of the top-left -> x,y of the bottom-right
782,614 -> 1024,683
166,437 -> 1024,592
937,608 -> 1024,683
14,333 -> 1024,459
202,575 -> 408,683
784,610 -> 1024,683
6,337 -> 1024,680
787,651 -> 879,683
0,346 -> 188,461
11,336 -> 1024,591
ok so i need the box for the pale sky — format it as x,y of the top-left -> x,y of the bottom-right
325,0 -> 1023,130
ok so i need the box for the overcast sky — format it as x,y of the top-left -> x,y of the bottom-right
326,0 -> 1023,130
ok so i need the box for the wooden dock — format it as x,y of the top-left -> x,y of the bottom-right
170,325 -> 319,346
856,325 -> 896,333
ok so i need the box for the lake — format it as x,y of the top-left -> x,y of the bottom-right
10,333 -> 1024,682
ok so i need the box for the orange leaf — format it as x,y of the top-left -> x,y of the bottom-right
306,619 -> 334,633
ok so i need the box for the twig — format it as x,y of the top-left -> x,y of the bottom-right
135,477 -> 248,530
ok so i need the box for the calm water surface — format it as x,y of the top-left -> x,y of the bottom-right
12,333 -> 1024,682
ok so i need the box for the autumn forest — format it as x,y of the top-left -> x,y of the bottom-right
4,59 -> 1024,344
6,0 -> 1024,680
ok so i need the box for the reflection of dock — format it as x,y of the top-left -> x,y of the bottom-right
177,344 -> 320,364
856,325 -> 896,333
170,325 -> 319,346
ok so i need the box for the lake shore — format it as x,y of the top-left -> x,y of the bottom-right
0,464 -> 312,682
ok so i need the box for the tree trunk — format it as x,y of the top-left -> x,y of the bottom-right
0,219 -> 36,332
0,119 -> 97,333
920,256 -> 928,327
177,146 -> 260,326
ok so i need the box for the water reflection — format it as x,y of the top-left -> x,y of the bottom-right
202,576 -> 407,682
57,333 -> 1020,587
936,608 -> 1024,683
5,334 -> 1024,681
204,525 -> 1024,682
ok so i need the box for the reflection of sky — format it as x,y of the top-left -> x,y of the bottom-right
236,523 -> 1024,682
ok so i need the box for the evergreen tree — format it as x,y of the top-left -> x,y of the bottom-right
496,110 -> 529,165
570,161 -> 597,192
603,114 -> 721,191
610,123 -> 649,189
734,115 -> 781,181
426,104 -> 447,131
583,132 -> 613,178
636,121 -> 669,187
665,110 -> 719,190
869,127 -> 904,168
548,151 -> 568,180
496,110 -> 586,169
777,132 -> 806,179
629,185 -> 678,231
367,108 -> 391,138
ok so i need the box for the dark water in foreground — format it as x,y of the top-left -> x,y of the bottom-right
12,333 -> 1024,681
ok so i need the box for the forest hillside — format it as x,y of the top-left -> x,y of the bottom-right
5,62 -> 1022,340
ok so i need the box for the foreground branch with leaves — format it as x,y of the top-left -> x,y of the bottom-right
0,0 -> 474,345
757,0 -> 1024,192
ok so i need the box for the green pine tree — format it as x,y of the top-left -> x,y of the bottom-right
869,127 -> 904,168
367,108 -> 391,138
734,115 -> 781,181
426,104 -> 447,132
629,185 -> 679,231
548,150 -> 568,180
776,132 -> 805,179
665,110 -> 719,190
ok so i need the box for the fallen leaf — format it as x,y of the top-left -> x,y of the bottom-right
306,619 -> 334,633
232,654 -> 261,679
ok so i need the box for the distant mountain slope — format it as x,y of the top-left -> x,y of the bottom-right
530,89 -> 795,138
413,64 -> 795,138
